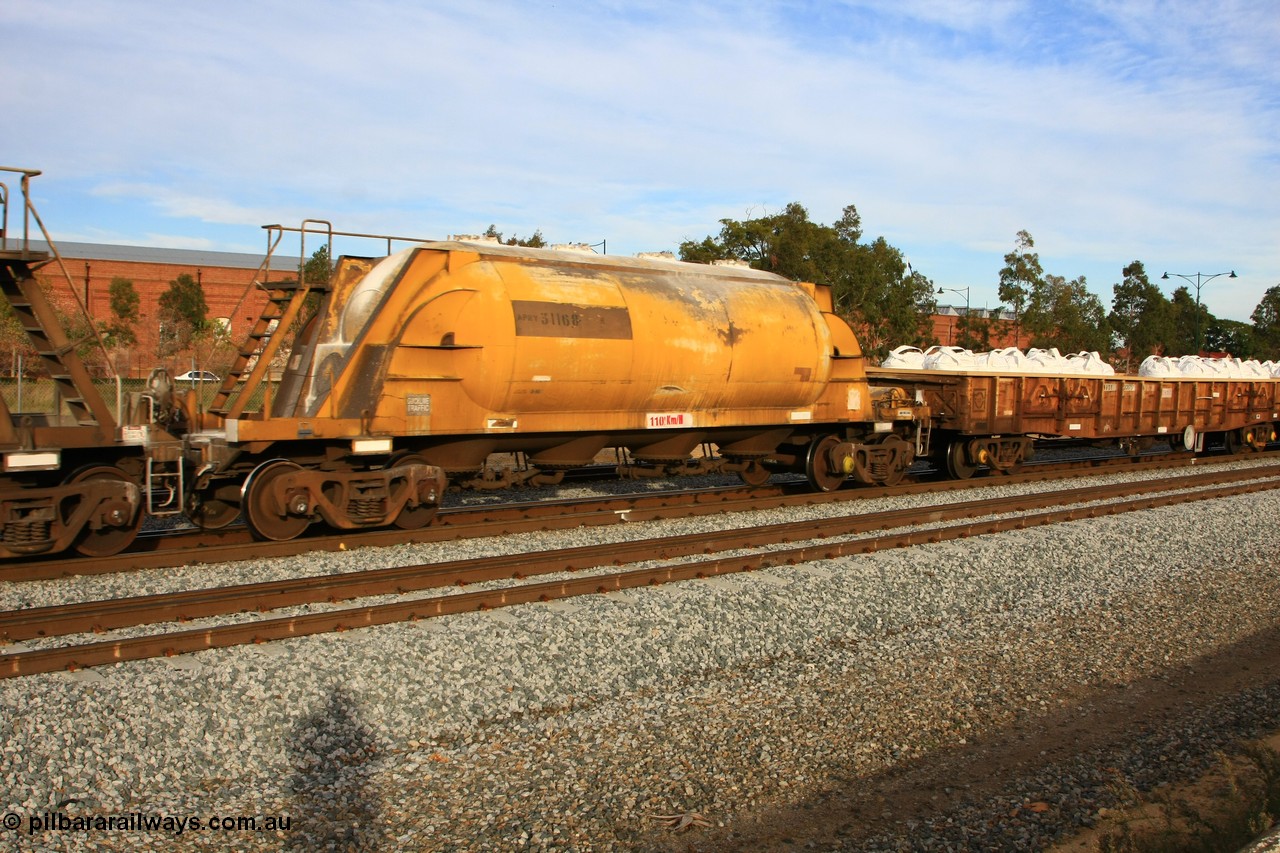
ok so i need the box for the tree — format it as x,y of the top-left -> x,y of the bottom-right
0,299 -> 35,377
297,244 -> 332,330
840,237 -> 937,358
303,244 -> 332,288
679,202 -> 841,282
188,315 -> 238,382
997,230 -> 1043,345
997,230 -> 1111,355
1203,318 -> 1255,357
101,277 -> 140,349
265,245 -> 334,373
1025,274 -> 1111,354
1108,261 -> 1172,370
1166,286 -> 1203,356
157,273 -> 208,357
954,310 -> 995,351
92,276 -> 141,376
1251,285 -> 1280,359
483,224 -> 546,248
678,203 -> 935,360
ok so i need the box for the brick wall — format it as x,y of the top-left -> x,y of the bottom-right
930,311 -> 1031,350
33,257 -> 272,378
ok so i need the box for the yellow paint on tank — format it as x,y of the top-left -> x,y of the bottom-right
305,242 -> 858,434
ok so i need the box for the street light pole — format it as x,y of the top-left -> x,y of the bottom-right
1161,270 -> 1236,354
938,286 -> 971,346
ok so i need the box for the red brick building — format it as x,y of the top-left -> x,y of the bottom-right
23,241 -> 298,378
931,304 -> 1031,350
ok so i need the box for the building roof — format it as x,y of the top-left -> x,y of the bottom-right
937,304 -> 1017,321
26,240 -> 301,270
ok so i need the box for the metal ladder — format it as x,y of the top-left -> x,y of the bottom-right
208,220 -> 334,419
0,167 -> 116,442
207,278 -> 314,417
146,456 -> 184,516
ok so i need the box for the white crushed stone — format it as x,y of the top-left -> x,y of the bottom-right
0,456 -> 1278,851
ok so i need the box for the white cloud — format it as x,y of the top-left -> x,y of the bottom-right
3,0 -> 1277,320
90,183 -> 280,228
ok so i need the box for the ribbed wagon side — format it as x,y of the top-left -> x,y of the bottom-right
868,367 -> 1280,478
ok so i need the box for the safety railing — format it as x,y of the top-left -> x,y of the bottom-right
0,166 -> 46,259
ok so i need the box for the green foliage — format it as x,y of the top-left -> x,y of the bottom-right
483,224 -> 546,248
157,273 -> 208,357
1024,274 -> 1111,353
844,237 -> 938,358
1251,285 -> 1280,359
108,276 -> 140,322
1166,286 -> 1203,356
295,245 -> 332,334
303,244 -> 332,287
954,311 -> 995,351
0,298 -> 36,376
996,232 -> 1110,354
1203,319 -> 1255,357
101,276 -> 140,350
1109,261 -> 1173,368
57,302 -> 109,376
997,230 -> 1043,341
677,202 -> 861,282
0,277 -> 114,377
677,202 -> 935,360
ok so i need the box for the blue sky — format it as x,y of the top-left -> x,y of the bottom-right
4,0 -> 1278,322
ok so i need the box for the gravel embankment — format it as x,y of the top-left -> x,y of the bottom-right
2,459 -> 1279,851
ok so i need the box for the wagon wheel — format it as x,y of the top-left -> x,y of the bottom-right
243,460 -> 312,541
736,459 -> 772,487
944,440 -> 978,480
876,435 -> 911,487
65,465 -> 143,557
390,454 -> 440,530
1222,428 -> 1243,455
804,435 -> 846,493
186,490 -> 240,530
994,447 -> 1025,476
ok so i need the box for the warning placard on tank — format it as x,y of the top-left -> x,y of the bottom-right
512,301 -> 633,339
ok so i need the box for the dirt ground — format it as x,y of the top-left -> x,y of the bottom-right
659,623 -> 1280,852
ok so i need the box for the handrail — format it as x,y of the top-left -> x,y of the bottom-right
260,221 -> 432,258
0,167 -> 42,256
222,219 -> 432,379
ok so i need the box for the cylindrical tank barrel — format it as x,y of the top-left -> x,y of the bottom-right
313,243 -> 836,421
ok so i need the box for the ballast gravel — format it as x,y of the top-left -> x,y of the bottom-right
1,459 -> 1280,851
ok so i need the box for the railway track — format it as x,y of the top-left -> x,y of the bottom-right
0,448 -> 1225,581
2,462 -> 1278,679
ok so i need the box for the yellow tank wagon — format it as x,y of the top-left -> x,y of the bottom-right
191,239 -> 926,539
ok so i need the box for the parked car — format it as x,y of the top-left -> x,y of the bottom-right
174,370 -> 220,383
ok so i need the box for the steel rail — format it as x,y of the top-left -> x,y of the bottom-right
1,470 -> 1277,678
4,466 -> 1274,643
0,450 -> 1233,582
